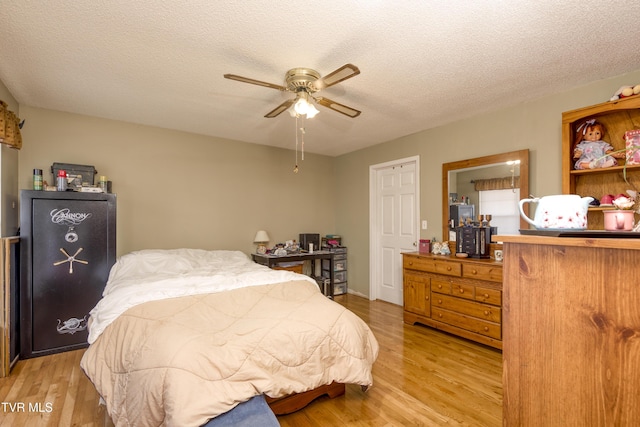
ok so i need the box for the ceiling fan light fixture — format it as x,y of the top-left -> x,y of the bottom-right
292,91 -> 319,118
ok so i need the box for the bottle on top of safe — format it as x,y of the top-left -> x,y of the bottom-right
98,175 -> 108,193
33,168 -> 43,190
56,169 -> 67,191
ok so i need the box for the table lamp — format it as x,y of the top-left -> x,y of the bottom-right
253,230 -> 270,254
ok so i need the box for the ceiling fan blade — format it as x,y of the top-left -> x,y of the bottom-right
312,64 -> 360,90
223,74 -> 287,91
265,99 -> 295,118
315,97 -> 361,118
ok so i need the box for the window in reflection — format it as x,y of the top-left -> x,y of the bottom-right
479,189 -> 520,234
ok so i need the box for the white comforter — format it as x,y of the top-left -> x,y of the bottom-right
87,248 -> 316,343
81,249 -> 379,426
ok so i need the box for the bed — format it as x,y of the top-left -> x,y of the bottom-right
80,249 -> 379,426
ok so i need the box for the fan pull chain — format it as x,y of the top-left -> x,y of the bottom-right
293,114 -> 307,173
293,114 -> 299,173
300,114 -> 305,161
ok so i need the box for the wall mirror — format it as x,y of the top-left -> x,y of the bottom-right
442,149 -> 529,242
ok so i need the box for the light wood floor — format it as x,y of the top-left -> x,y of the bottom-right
0,294 -> 502,426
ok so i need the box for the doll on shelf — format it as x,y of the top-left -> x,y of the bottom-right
573,119 -> 624,170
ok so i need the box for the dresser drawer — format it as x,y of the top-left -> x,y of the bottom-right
447,282 -> 502,305
403,255 -> 461,277
433,294 -> 501,323
462,263 -> 502,282
475,286 -> 502,306
450,282 -> 475,301
431,279 -> 451,295
432,307 -> 501,339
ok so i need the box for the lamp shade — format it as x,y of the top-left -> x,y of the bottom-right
253,230 -> 270,243
305,103 -> 320,118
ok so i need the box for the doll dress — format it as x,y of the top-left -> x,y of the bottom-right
574,140 -> 617,169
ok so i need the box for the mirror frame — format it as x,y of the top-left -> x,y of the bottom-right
442,149 -> 530,242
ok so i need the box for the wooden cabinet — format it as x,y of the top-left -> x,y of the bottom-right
403,270 -> 430,317
499,235 -> 640,425
402,252 -> 503,349
562,96 -> 640,229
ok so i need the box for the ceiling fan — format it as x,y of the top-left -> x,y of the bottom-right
224,63 -> 361,118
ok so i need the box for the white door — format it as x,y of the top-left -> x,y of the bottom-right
370,157 -> 419,305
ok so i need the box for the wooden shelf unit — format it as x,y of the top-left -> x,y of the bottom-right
562,96 -> 640,229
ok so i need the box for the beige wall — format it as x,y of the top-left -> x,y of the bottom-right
17,107 -> 337,256
336,69 -> 640,295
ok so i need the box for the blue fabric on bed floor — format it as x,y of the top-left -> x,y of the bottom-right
201,395 -> 280,427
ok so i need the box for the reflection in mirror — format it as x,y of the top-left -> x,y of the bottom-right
442,149 -> 529,243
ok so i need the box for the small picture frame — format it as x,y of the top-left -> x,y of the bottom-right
625,129 -> 640,165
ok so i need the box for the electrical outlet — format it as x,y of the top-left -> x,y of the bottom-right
421,220 -> 428,230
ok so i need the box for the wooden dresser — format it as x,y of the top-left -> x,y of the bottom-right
498,235 -> 640,425
402,252 -> 503,349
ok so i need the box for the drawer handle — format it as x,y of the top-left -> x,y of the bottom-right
438,299 -> 442,304
438,284 -> 442,289
471,269 -> 477,274
483,293 -> 489,298
425,295 -> 430,300
484,310 -> 490,316
438,313 -> 443,318
446,266 -> 452,271
484,326 -> 489,332
409,261 -> 413,265
458,288 -> 464,294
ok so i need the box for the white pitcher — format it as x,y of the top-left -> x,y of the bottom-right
519,195 -> 594,229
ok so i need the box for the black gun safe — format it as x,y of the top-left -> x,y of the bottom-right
20,190 -> 116,358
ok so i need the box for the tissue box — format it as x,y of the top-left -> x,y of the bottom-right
419,239 -> 431,253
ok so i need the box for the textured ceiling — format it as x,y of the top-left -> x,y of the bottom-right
1,1 -> 640,156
